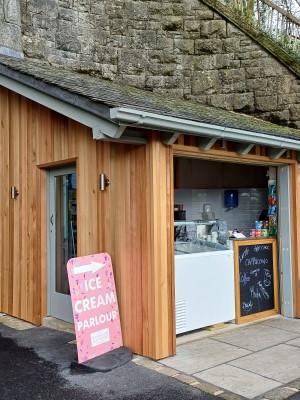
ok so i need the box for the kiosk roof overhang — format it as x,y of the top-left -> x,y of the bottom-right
0,54 -> 300,156
110,107 -> 300,153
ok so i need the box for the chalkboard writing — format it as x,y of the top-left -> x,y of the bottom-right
238,243 -> 275,317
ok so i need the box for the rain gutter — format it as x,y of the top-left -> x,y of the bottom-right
110,107 -> 300,151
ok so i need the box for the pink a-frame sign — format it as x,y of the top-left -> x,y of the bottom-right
67,253 -> 123,364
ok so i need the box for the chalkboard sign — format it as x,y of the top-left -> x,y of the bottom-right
234,239 -> 279,324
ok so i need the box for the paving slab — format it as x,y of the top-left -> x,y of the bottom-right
0,315 -> 35,330
194,364 -> 281,399
211,324 -> 299,351
286,338 -> 300,348
256,385 -> 299,400
160,338 -> 251,374
260,316 -> 300,334
229,344 -> 300,383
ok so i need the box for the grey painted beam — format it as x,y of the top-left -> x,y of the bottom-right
93,124 -> 126,139
236,142 -> 255,155
162,132 -> 181,145
93,130 -> 147,144
198,136 -> 218,150
268,147 -> 287,159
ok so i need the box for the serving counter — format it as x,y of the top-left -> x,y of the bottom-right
174,220 -> 235,334
175,243 -> 234,334
174,220 -> 279,335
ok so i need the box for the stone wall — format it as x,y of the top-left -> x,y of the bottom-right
18,0 -> 300,128
0,0 -> 22,56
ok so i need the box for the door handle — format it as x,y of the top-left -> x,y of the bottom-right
50,214 -> 54,226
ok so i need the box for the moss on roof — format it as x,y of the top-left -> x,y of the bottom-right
0,54 -> 300,141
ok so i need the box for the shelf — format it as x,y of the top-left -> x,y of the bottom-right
174,220 -> 217,226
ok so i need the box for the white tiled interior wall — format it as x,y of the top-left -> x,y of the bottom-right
174,188 -> 268,236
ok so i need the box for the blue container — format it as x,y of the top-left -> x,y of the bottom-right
224,190 -> 238,208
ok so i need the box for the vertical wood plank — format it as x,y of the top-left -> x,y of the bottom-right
291,163 -> 300,317
0,87 -> 10,314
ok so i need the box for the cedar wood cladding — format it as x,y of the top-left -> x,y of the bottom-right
0,85 -> 175,359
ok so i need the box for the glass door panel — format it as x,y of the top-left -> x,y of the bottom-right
48,166 -> 76,323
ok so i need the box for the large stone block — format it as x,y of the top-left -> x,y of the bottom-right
267,76 -> 292,94
289,105 -> 300,121
195,39 -> 223,54
110,18 -> 128,35
118,48 -> 146,74
220,68 -> 246,93
215,54 -> 240,69
222,38 -> 240,53
90,2 -> 105,15
124,2 -> 149,20
289,79 -> 300,94
259,59 -> 285,77
0,22 -> 22,50
173,3 -> 192,16
278,94 -> 297,106
58,8 -> 77,22
148,63 -> 179,77
194,8 -> 214,20
105,2 -> 126,19
90,45 -> 118,64
191,70 -> 219,94
145,75 -> 165,88
246,78 -> 267,91
148,50 -> 178,64
245,67 -> 261,79
210,92 -> 254,112
174,38 -> 194,54
193,54 -> 217,71
200,20 -> 226,38
227,22 -> 248,37
184,20 -> 200,32
156,35 -> 174,52
255,95 -> 278,111
27,0 -> 58,16
128,19 -> 147,29
55,32 -> 81,52
233,92 -> 254,111
120,74 -> 146,88
209,93 -> 231,109
162,16 -> 183,31
72,0 -> 91,12
220,68 -> 245,84
163,74 -> 185,89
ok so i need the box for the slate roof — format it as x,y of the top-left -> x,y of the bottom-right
0,54 -> 300,141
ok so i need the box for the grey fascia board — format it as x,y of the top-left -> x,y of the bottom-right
110,107 -> 300,151
0,74 -> 122,139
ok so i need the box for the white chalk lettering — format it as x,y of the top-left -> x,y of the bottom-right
239,247 -> 249,262
242,300 -> 253,313
240,272 -> 250,286
254,245 -> 270,252
245,257 -> 268,267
